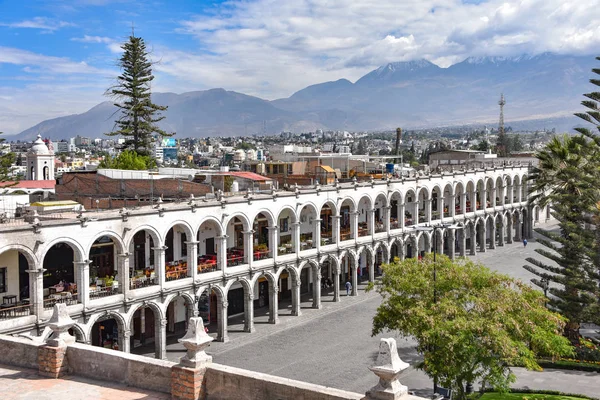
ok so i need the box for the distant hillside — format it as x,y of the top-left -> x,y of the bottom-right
14,53 -> 596,140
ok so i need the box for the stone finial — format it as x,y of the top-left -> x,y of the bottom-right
47,303 -> 76,347
365,338 -> 410,400
178,317 -> 214,368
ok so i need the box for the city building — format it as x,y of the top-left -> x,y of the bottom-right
27,135 -> 55,181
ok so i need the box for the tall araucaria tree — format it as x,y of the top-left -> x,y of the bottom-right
106,34 -> 174,156
523,56 -> 600,340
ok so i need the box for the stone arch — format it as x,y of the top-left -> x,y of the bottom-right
404,234 -> 418,258
338,196 -> 357,212
69,323 -> 87,343
250,208 -> 276,227
40,237 -> 85,263
374,191 -> 389,208
162,291 -> 196,338
223,212 -> 251,232
162,291 -> 196,313
126,224 -> 162,250
198,216 -> 224,236
319,199 -> 339,216
86,230 -> 126,255
127,300 -> 165,324
0,244 -> 38,267
86,309 -> 128,348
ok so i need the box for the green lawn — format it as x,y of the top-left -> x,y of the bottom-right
480,393 -> 589,400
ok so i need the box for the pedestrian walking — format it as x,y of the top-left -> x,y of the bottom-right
345,280 -> 352,296
523,238 -> 527,247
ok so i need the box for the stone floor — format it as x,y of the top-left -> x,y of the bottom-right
0,364 -> 170,400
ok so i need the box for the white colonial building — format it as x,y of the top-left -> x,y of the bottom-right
0,164 -> 549,359
27,135 -> 55,181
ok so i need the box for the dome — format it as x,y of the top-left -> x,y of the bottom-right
28,135 -> 51,155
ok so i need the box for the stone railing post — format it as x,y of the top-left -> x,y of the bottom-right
365,338 -> 410,400
171,317 -> 214,400
38,304 -> 75,378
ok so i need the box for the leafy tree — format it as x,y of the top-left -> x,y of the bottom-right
369,255 -> 572,400
15,152 -> 23,166
355,139 -> 367,155
99,150 -> 156,170
472,139 -> 489,152
496,129 -> 509,157
507,134 -> 523,154
0,132 -> 16,184
106,34 -> 173,156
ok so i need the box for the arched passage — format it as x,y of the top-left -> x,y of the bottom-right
129,302 -> 164,358
165,294 -> 195,340
88,234 -> 123,298
164,223 -> 193,281
298,204 -> 318,250
339,198 -> 355,241
389,191 -> 403,229
298,261 -> 321,309
373,193 -> 388,233
42,241 -> 82,309
0,247 -> 35,319
225,215 -> 250,266
197,286 -> 228,342
252,211 -> 274,259
275,266 -> 301,317
197,218 -> 222,274
319,202 -> 335,245
357,195 -> 372,237
128,228 -> 160,289
90,312 -> 127,353
276,208 -> 297,255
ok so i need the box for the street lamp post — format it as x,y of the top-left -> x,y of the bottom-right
414,222 -> 463,396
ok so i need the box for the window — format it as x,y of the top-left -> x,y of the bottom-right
0,267 -> 6,293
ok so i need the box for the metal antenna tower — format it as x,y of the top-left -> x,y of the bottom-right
498,93 -> 506,136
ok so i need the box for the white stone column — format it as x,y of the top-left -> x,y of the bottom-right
244,289 -> 254,333
217,235 -> 228,271
413,202 -> 419,225
267,227 -> 278,260
515,216 -> 523,241
156,318 -> 167,359
333,268 -> 341,302
461,192 -> 467,215
384,206 -> 391,234
314,219 -> 322,251
116,253 -> 130,298
351,265 -> 358,296
269,282 -> 278,324
350,211 -> 359,240
292,222 -> 300,256
27,266 -> 45,318
313,268 -> 322,309
153,246 -> 166,289
74,260 -> 91,308
399,203 -> 405,229
507,217 -> 514,244
458,228 -> 466,257
368,209 -> 376,236
490,222 -> 497,249
292,280 -> 301,316
479,224 -> 487,252
481,188 -> 487,210
448,229 -> 456,260
450,195 -> 456,218
425,199 -> 432,224
368,255 -> 375,282
217,299 -> 229,342
121,329 -> 131,354
243,230 -> 253,267
498,222 -> 505,246
185,241 -> 199,280
517,185 -> 522,203
437,197 -> 444,220
469,226 -> 476,256
332,215 -> 341,244
491,188 -> 497,208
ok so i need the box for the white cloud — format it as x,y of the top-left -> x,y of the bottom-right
71,35 -> 113,44
0,46 -> 112,75
0,17 -> 74,31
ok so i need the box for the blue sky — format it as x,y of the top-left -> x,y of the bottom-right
0,0 -> 599,134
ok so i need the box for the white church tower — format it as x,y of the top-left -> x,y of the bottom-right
27,135 -> 55,181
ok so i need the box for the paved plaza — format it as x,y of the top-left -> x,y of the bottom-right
135,221 -> 600,397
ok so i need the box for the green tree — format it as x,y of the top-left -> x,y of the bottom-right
369,255 -> 572,399
0,132 -> 16,184
355,139 -> 367,155
99,150 -> 156,170
106,34 -> 173,156
524,57 -> 600,339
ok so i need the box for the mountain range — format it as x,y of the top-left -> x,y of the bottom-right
13,53 -> 596,141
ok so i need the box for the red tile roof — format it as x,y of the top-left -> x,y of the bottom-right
0,180 -> 56,189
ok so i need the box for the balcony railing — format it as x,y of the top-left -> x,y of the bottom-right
166,268 -> 189,281
253,250 -> 270,261
89,286 -> 117,299
198,263 -> 218,274
0,303 -> 32,320
44,292 -> 79,310
340,230 -> 352,241
130,276 -> 158,290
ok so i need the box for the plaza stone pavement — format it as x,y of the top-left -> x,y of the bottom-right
135,222 -> 600,398
0,363 -> 170,400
